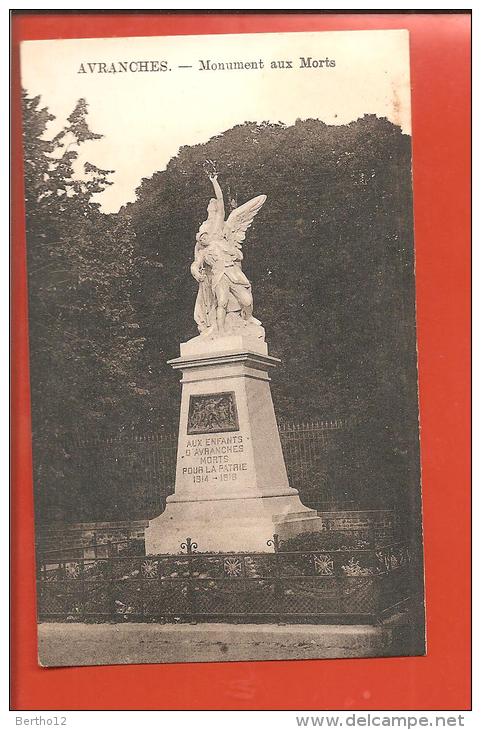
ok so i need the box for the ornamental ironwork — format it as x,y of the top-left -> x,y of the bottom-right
376,549 -> 391,571
390,546 -> 410,570
65,562 -> 81,579
223,557 -> 243,577
37,539 -> 412,624
313,553 -> 334,575
180,537 -> 198,554
141,559 -> 159,578
376,546 -> 410,572
341,557 -> 375,576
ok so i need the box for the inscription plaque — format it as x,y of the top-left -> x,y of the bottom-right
187,392 -> 239,435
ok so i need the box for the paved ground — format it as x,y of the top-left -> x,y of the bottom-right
38,615 -> 418,666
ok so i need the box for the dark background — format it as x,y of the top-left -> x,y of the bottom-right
22,92 -> 420,528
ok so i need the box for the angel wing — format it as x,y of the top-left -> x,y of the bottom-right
223,194 -> 267,248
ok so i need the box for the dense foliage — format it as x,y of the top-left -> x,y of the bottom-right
23,93 -> 144,518
23,93 -> 420,523
127,116 -> 420,514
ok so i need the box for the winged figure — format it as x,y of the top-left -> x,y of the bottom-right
191,169 -> 267,337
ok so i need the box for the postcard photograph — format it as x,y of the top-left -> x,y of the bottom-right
19,29 -> 425,667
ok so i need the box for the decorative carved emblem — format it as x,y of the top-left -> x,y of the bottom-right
187,392 -> 239,435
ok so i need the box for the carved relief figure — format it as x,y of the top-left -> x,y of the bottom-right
187,393 -> 239,435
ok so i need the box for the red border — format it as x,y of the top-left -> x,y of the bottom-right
11,12 -> 471,711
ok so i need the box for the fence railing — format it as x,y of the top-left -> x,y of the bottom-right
37,534 -> 411,625
37,538 -> 146,561
42,419 -> 356,523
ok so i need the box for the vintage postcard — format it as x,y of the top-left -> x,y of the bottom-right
20,29 -> 425,666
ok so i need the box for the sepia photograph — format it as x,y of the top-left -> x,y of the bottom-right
19,28 -> 425,667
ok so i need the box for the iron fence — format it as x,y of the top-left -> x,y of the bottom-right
38,538 -> 146,561
37,534 -> 411,625
43,419 -> 355,523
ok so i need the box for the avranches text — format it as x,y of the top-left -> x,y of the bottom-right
77,57 -> 336,74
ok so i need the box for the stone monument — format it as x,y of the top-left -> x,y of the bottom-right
145,165 -> 321,553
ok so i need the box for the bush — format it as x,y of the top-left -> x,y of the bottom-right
279,530 -> 371,552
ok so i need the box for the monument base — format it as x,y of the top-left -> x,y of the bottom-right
145,493 -> 321,554
145,336 -> 324,555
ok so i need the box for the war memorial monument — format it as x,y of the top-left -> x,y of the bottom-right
145,168 -> 321,553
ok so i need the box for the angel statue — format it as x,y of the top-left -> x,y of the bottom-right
191,164 -> 267,338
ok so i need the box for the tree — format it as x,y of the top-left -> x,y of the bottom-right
23,93 -> 145,522
24,106 -> 421,522
126,116 -> 420,512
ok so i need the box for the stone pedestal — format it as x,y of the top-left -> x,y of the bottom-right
145,333 -> 320,554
